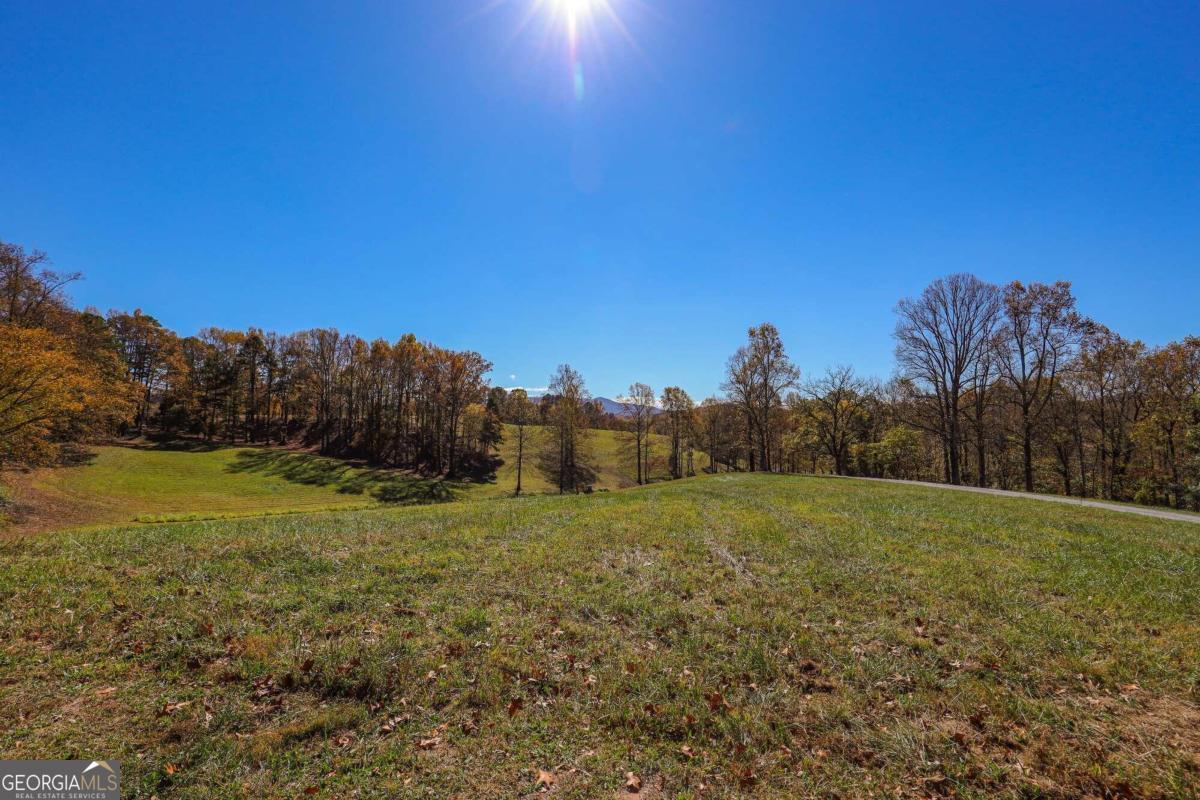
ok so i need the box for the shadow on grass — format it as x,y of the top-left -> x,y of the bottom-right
226,449 -> 475,505
121,435 -> 226,453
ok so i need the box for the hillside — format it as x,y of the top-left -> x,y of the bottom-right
1,424 -> 706,533
1,474 -> 1196,798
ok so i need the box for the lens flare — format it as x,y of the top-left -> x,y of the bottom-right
508,0 -> 635,103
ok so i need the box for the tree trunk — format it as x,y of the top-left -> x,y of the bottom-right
1022,417 -> 1034,492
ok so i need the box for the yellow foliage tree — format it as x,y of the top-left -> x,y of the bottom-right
0,323 -> 134,467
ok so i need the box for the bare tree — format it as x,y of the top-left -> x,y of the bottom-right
505,388 -> 537,496
0,242 -> 80,328
894,274 -> 1002,485
540,364 -> 594,493
696,397 -> 736,473
623,382 -> 656,484
803,365 -> 872,476
660,386 -> 695,479
995,281 -> 1082,492
723,323 -> 799,472
1076,324 -> 1144,499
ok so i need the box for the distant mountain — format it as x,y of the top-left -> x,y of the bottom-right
593,396 -> 662,416
513,393 -> 661,416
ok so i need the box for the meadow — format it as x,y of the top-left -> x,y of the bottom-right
1,474 -> 1196,798
0,425 -> 695,533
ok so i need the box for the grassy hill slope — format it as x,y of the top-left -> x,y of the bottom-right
2,425 -> 703,533
1,474 -> 1196,797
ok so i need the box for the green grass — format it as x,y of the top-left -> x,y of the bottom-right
1,474 -> 1197,798
4,426 -> 701,531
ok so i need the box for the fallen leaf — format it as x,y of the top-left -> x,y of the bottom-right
165,763 -> 178,775
535,769 -> 555,789
624,772 -> 642,793
680,745 -> 696,759
704,691 -> 729,712
507,697 -> 524,717
156,700 -> 192,718
304,787 -> 318,796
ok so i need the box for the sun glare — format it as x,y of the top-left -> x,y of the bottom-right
473,0 -> 640,103
517,0 -> 632,102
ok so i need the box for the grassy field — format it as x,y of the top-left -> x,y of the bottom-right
1,474 -> 1197,798
1,425 -> 698,533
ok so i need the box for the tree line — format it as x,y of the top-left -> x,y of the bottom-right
3,238 -> 1197,509
550,275 -> 1197,510
1,240 -> 498,477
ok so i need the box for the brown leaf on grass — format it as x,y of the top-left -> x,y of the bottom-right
642,703 -> 661,717
416,736 -> 441,750
156,700 -> 192,718
535,769 -> 555,789
733,765 -> 757,788
507,697 -> 524,717
165,763 -> 179,775
682,713 -> 696,728
680,745 -> 696,759
624,772 -> 642,793
299,658 -> 314,673
624,662 -> 640,675
380,714 -> 407,734
304,786 -> 318,796
924,773 -> 949,790
704,691 -> 730,712
95,687 -> 117,697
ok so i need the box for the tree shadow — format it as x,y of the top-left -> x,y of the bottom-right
226,449 -> 470,505
124,435 -> 226,453
55,445 -> 100,467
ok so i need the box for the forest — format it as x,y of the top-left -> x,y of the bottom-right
3,238 -> 1198,509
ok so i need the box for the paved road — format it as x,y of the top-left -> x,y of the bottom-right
816,474 -> 1200,525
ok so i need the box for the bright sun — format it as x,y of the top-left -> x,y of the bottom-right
557,0 -> 594,15
509,0 -> 634,102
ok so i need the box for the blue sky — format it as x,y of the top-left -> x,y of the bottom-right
2,1 -> 1197,398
